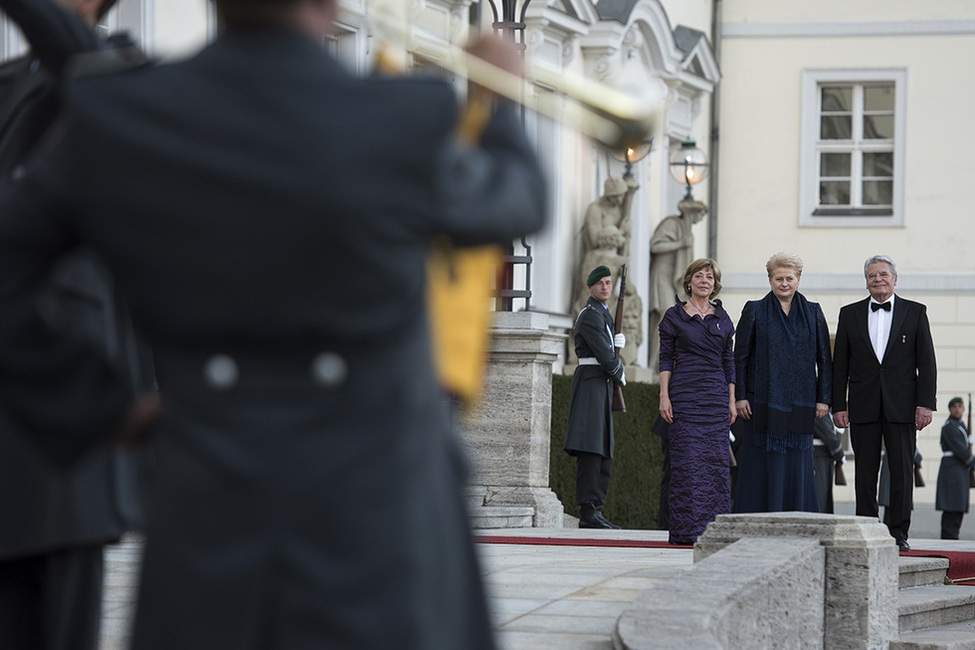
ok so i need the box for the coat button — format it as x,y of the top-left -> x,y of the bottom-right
311,352 -> 347,387
204,354 -> 238,390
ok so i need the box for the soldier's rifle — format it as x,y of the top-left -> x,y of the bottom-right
968,393 -> 974,488
611,265 -> 626,412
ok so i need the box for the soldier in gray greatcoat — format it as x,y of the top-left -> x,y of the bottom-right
936,397 -> 975,539
564,265 -> 626,529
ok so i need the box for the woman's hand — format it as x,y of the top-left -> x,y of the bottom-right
728,398 -> 737,426
659,395 -> 673,424
736,399 -> 751,421
815,402 -> 829,419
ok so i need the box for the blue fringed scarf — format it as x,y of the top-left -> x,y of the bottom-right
751,291 -> 818,453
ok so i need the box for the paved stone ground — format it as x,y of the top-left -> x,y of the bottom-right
97,529 -> 692,650
96,508 -> 975,649
480,529 -> 692,650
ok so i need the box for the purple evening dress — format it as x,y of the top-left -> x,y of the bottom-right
658,300 -> 736,545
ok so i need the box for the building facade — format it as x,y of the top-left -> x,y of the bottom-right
10,1 -> 973,505
715,0 -> 975,502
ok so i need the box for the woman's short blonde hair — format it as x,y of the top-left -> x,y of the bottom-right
766,252 -> 804,277
682,258 -> 722,299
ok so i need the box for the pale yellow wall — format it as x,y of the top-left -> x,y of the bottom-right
717,32 -> 975,275
722,0 -> 975,23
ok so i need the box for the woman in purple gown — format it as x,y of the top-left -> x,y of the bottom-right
658,259 -> 736,545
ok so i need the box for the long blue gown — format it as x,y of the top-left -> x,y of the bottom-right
659,300 -> 735,545
732,292 -> 831,514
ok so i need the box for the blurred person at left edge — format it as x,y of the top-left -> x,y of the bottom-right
0,0 -> 547,647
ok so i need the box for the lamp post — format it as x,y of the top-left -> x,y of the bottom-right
669,139 -> 710,199
611,138 -> 653,179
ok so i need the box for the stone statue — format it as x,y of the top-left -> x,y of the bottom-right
648,198 -> 709,372
570,176 -> 640,366
573,175 -> 639,318
620,290 -> 643,367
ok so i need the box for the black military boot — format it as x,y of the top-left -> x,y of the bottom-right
579,503 -> 614,529
594,508 -> 621,529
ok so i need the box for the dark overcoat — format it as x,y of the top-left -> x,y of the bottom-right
564,297 -> 624,457
0,4 -> 150,560
936,416 -> 975,513
0,24 -> 546,650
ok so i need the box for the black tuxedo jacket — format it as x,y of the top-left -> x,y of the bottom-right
832,295 -> 937,424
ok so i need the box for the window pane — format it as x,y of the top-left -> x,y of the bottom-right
821,116 -> 852,139
863,115 -> 894,139
820,153 -> 851,177
863,180 -> 892,205
864,85 -> 895,111
821,86 -> 852,111
863,152 -> 893,177
820,181 -> 850,205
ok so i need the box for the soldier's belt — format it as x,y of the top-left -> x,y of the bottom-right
578,357 -> 600,366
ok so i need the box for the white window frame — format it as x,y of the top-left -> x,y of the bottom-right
799,68 -> 907,228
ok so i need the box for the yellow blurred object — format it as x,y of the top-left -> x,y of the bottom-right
426,241 -> 502,402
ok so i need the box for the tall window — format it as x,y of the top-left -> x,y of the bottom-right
800,69 -> 906,227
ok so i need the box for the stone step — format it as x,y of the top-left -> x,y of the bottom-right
901,556 -> 952,589
893,619 -> 975,650
465,486 -> 488,510
899,585 -> 975,633
469,505 -> 535,529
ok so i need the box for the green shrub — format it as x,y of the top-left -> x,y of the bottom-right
550,375 -> 664,529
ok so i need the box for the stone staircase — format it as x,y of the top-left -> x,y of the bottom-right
895,556 -> 975,649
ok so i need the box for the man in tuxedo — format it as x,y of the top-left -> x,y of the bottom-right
0,0 -> 545,646
833,255 -> 937,551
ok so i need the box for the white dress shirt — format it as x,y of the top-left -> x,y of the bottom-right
868,294 -> 895,362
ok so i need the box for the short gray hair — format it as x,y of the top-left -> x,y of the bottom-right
864,255 -> 897,278
766,252 -> 803,277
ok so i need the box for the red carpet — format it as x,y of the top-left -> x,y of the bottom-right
475,535 -> 692,549
902,550 -> 975,586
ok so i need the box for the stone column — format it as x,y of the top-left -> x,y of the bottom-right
695,512 -> 898,649
461,311 -> 566,528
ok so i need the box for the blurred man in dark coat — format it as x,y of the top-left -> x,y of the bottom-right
812,411 -> 845,513
564,265 -> 626,529
936,397 -> 975,539
0,0 -> 546,647
0,1 -> 153,649
833,255 -> 937,552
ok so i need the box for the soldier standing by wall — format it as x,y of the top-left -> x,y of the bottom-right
564,265 -> 626,529
936,397 -> 975,540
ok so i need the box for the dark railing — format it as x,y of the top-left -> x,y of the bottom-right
496,237 -> 532,311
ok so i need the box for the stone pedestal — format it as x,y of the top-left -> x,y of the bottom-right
695,512 -> 898,650
460,311 -> 566,528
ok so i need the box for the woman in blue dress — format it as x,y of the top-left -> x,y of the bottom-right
733,252 -> 832,513
658,258 -> 736,545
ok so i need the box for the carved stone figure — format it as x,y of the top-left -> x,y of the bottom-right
620,290 -> 643,367
648,198 -> 708,372
573,176 -> 639,361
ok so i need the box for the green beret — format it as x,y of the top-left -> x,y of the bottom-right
949,396 -> 964,407
587,266 -> 612,287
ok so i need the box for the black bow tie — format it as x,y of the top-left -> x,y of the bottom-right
871,301 -> 891,312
